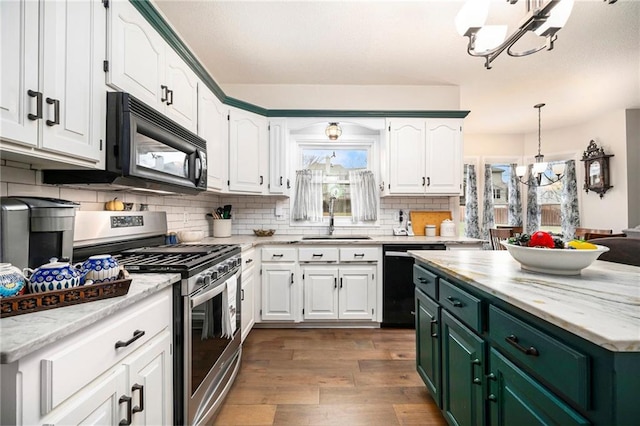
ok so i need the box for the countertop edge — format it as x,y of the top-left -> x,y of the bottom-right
0,273 -> 180,364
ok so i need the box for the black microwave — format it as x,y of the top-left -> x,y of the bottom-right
44,92 -> 207,194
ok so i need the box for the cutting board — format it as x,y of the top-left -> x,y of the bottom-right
410,211 -> 453,236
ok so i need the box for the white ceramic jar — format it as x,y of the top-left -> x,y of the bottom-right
425,225 -> 436,237
441,219 -> 456,237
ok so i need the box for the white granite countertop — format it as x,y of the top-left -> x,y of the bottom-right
0,273 -> 180,364
199,235 -> 484,251
409,250 -> 640,352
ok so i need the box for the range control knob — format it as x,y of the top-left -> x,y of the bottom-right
218,264 -> 228,274
196,274 -> 211,287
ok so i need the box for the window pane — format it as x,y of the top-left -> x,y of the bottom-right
491,164 -> 511,226
301,148 -> 368,217
537,161 -> 563,233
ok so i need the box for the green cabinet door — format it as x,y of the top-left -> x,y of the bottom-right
441,310 -> 485,426
416,288 -> 441,407
488,348 -> 590,426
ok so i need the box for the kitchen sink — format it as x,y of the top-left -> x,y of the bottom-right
301,235 -> 372,240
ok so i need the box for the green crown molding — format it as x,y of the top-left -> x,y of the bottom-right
131,0 -> 470,120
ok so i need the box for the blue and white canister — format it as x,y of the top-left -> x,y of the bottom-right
80,255 -> 120,284
24,259 -> 83,294
0,263 -> 27,298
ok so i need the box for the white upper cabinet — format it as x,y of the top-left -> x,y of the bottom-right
0,0 -> 104,166
228,107 -> 268,193
198,85 -> 228,191
268,118 -> 290,195
108,0 -> 198,133
384,118 -> 463,195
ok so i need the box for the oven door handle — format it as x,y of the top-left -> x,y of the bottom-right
191,281 -> 227,308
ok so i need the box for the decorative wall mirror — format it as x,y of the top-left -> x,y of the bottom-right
580,140 -> 613,198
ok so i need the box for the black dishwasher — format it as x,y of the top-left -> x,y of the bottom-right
382,244 -> 446,328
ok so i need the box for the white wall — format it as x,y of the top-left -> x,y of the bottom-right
224,84 -> 460,110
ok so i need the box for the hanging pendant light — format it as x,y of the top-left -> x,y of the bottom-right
516,103 -> 564,187
325,122 -> 342,140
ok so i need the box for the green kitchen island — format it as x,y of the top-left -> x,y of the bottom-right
409,250 -> 640,426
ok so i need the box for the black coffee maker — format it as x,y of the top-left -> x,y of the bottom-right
0,197 -> 78,270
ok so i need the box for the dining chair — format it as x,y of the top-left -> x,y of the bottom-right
490,228 -> 513,250
497,225 -> 523,234
586,237 -> 640,267
584,232 -> 626,240
574,227 -> 612,239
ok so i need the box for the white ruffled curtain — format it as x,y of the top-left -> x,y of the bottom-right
291,169 -> 323,222
349,170 -> 378,222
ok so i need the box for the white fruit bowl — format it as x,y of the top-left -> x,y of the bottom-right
177,230 -> 204,243
500,241 -> 610,275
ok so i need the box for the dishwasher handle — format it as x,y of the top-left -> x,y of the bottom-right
384,251 -> 413,258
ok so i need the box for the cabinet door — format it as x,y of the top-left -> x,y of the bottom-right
261,264 -> 296,321
241,264 -> 256,341
108,0 -> 165,108
40,0 -> 103,162
123,328 -> 173,426
425,119 -> 462,194
338,266 -> 375,320
228,108 -> 268,193
198,85 -> 228,191
488,348 -> 589,426
416,288 -> 441,407
0,0 -> 38,146
164,48 -> 198,133
40,366 -> 127,426
388,119 -> 426,194
303,267 -> 339,320
269,118 -> 289,195
441,310 -> 484,426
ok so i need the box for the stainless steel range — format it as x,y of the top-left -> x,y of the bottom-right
73,211 -> 241,426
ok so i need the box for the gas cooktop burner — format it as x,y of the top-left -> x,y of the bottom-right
116,243 -> 239,276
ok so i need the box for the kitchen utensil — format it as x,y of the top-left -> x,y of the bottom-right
223,205 -> 232,219
0,263 -> 27,298
77,255 -> 120,284
24,258 -> 84,293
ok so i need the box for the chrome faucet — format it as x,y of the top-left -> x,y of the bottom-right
329,196 -> 336,235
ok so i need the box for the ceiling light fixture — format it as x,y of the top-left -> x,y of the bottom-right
516,103 -> 564,187
455,0 -> 575,69
325,122 -> 342,140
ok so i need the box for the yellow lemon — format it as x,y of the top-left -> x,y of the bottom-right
567,240 -> 597,250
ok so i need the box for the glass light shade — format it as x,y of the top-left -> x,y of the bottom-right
455,0 -> 490,36
534,0 -> 574,36
474,25 -> 508,53
532,161 -> 548,175
552,162 -> 565,176
516,165 -> 527,177
325,123 -> 342,140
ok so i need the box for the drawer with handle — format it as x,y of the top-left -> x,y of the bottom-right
299,247 -> 339,262
489,305 -> 590,409
438,278 -> 481,332
261,247 -> 297,262
339,247 -> 379,262
413,264 -> 438,300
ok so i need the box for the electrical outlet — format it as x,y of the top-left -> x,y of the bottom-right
183,212 -> 188,224
399,210 -> 404,223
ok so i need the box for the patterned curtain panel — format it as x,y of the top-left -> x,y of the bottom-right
482,164 -> 495,241
526,165 -> 541,234
349,170 -> 378,222
291,169 -> 324,222
561,160 -> 580,240
508,163 -> 523,226
464,165 -> 481,238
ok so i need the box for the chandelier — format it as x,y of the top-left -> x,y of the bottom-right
325,123 -> 342,140
455,0 -> 575,69
516,103 -> 564,187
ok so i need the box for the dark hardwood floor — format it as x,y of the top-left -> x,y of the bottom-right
211,328 -> 447,425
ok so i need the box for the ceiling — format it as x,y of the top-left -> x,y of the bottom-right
152,0 -> 640,135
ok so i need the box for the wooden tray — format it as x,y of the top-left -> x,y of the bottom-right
410,210 -> 453,236
0,278 -> 132,318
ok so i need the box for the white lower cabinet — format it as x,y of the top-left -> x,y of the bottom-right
303,265 -> 376,321
260,247 -> 298,321
241,248 -> 256,341
0,286 -> 173,426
